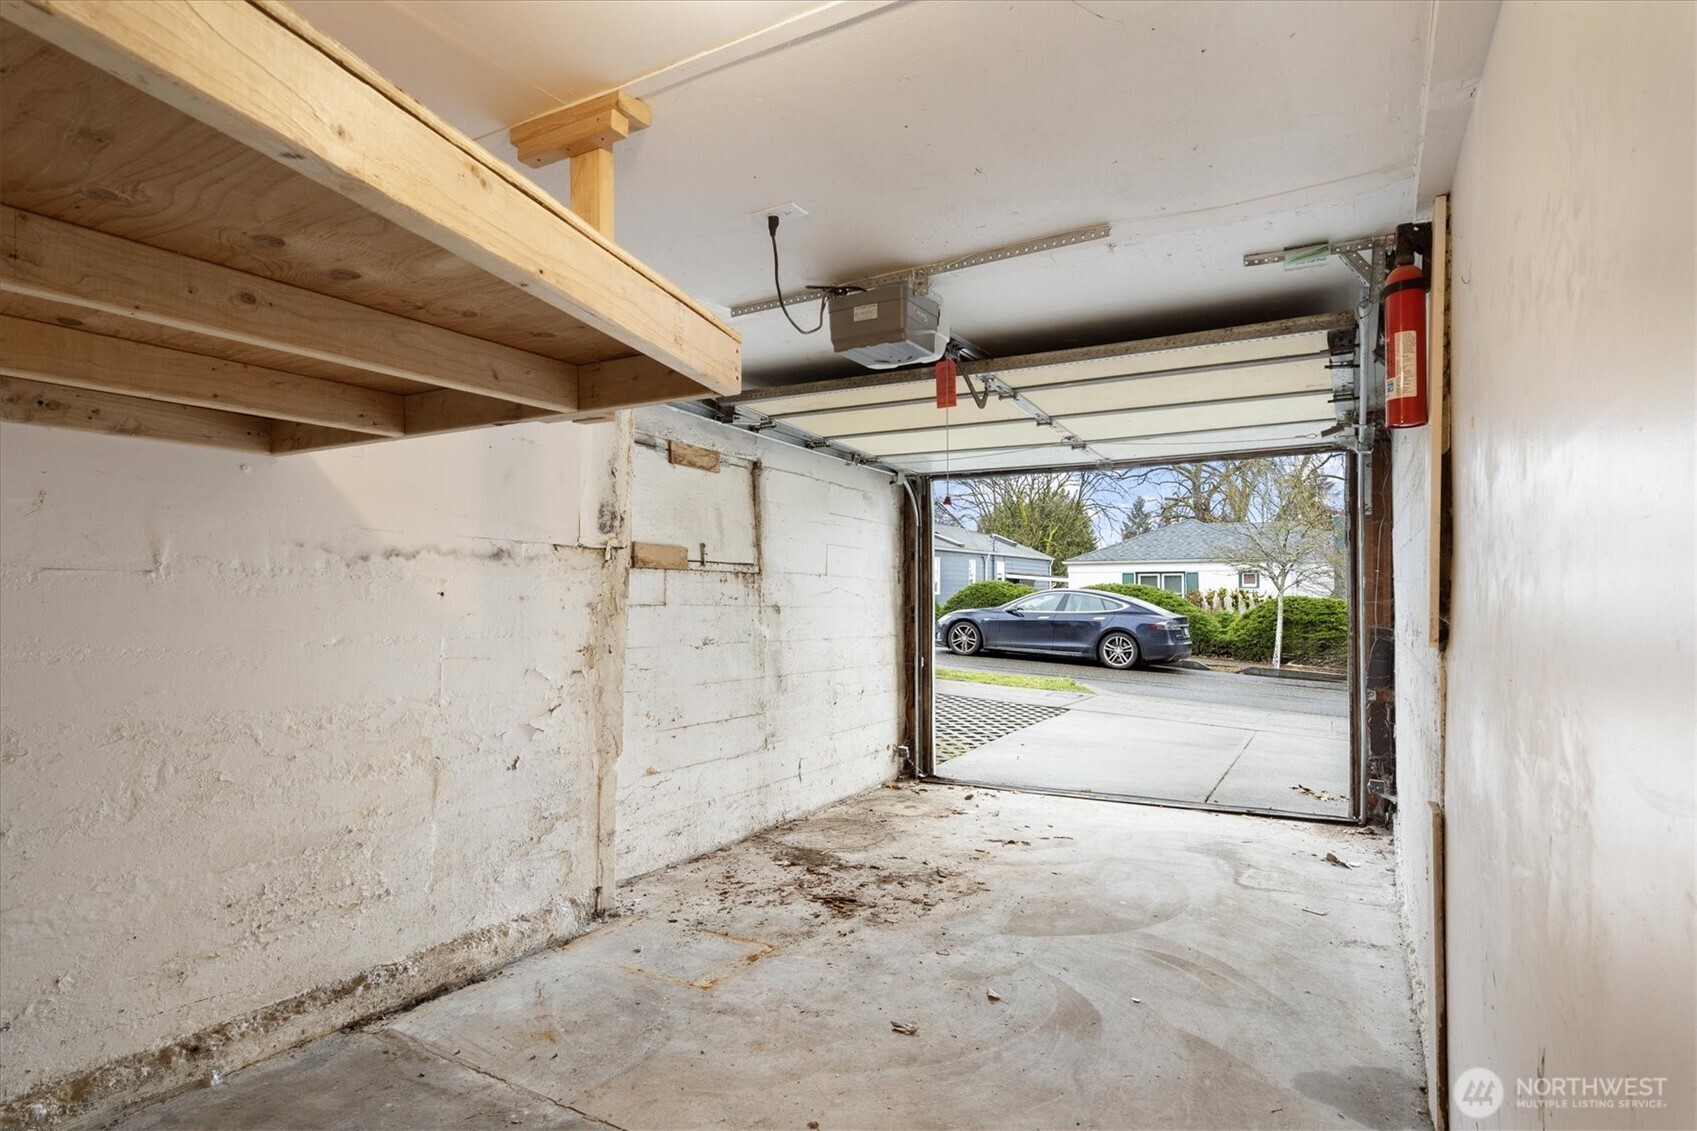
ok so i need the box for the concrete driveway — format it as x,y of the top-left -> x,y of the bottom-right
933,651 -> 1351,818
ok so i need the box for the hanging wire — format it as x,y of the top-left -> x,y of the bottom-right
767,216 -> 826,335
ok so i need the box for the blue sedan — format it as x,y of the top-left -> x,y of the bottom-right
937,589 -> 1192,669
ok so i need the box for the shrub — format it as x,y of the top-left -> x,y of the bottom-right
1224,596 -> 1349,666
941,579 -> 1032,614
1085,583 -> 1224,654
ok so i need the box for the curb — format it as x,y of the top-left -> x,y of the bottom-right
1241,666 -> 1346,684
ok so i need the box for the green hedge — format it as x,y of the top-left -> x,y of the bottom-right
1085,583 -> 1224,654
1224,596 -> 1349,666
941,580 -> 1032,614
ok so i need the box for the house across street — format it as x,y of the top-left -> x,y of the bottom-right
1064,518 -> 1334,598
933,521 -> 1055,605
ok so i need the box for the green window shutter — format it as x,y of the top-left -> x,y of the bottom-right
1185,571 -> 1199,594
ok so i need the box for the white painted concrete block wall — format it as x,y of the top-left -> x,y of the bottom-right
616,407 -> 901,881
1441,3 -> 1695,1125
0,421 -> 626,1116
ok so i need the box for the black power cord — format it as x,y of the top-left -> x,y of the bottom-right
767,214 -> 827,335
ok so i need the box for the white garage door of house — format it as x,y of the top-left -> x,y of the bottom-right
716,313 -> 1358,475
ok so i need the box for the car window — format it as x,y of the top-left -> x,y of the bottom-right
1122,598 -> 1169,616
1063,593 -> 1117,613
1010,591 -> 1069,612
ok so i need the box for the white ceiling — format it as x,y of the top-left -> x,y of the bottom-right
287,0 -> 1496,385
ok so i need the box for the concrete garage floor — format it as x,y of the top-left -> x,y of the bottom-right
98,787 -> 1427,1131
935,655 -> 1350,819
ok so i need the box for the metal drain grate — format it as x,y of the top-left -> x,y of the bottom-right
934,693 -> 1067,761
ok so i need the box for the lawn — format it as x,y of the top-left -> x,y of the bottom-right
936,668 -> 1092,694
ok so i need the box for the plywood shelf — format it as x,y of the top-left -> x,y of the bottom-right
0,0 -> 740,453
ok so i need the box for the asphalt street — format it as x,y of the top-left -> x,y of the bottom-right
934,648 -> 1348,717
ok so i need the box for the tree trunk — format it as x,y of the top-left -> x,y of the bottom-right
1272,589 -> 1286,669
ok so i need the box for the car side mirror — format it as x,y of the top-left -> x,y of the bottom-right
1007,607 -> 1024,616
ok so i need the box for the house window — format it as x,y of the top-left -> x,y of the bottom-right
967,559 -> 977,584
1238,570 -> 1260,588
995,559 -> 1006,580
934,557 -> 940,596
1136,572 -> 1187,594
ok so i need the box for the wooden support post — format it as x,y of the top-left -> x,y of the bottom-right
510,90 -> 652,172
568,133 -> 619,421
570,148 -> 616,241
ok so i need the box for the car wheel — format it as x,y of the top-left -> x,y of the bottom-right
1098,631 -> 1140,670
946,621 -> 984,656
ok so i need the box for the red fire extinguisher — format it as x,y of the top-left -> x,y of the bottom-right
1384,242 -> 1428,429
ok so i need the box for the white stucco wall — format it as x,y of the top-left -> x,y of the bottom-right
616,408 -> 901,882
1441,3 -> 1695,1127
0,419 -> 630,1120
1390,427 -> 1444,1116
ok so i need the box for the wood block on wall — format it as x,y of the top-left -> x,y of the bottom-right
631,542 -> 689,570
667,439 -> 721,473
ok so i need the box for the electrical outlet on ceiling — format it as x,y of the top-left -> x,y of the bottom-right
753,202 -> 808,223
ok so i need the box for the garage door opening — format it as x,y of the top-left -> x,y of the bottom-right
927,454 -> 1354,819
712,313 -> 1369,821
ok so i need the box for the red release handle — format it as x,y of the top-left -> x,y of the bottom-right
935,357 -> 958,409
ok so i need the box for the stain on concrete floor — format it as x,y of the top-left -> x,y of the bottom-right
95,786 -> 1427,1130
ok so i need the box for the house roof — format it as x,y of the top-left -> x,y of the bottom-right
1065,519 -> 1260,565
933,523 -> 1050,561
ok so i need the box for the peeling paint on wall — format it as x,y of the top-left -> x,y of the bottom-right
0,420 -> 628,1122
616,408 -> 902,882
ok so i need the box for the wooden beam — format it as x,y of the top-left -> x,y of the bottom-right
570,148 -> 616,241
1428,194 -> 1451,648
0,315 -> 404,434
578,356 -> 713,413
511,90 -> 652,169
0,374 -> 270,450
2,0 -> 739,395
272,391 -> 555,454
0,207 -> 580,412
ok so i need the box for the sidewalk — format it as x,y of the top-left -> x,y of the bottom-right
933,679 -> 1349,817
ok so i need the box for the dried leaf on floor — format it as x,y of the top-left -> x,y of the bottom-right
1323,852 -> 1360,868
986,989 -> 1001,1002
1293,783 -> 1345,802
890,1020 -> 918,1036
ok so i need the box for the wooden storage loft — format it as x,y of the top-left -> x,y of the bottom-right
0,0 -> 740,454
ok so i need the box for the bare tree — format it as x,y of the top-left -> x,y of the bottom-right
1217,465 -> 1338,668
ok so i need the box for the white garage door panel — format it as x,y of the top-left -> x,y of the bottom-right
782,397 -> 1033,438
893,422 -> 1335,475
840,394 -> 1333,457
1065,395 -> 1336,443
758,359 -> 1329,439
717,313 -> 1356,473
988,331 -> 1336,389
847,420 -> 1066,456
